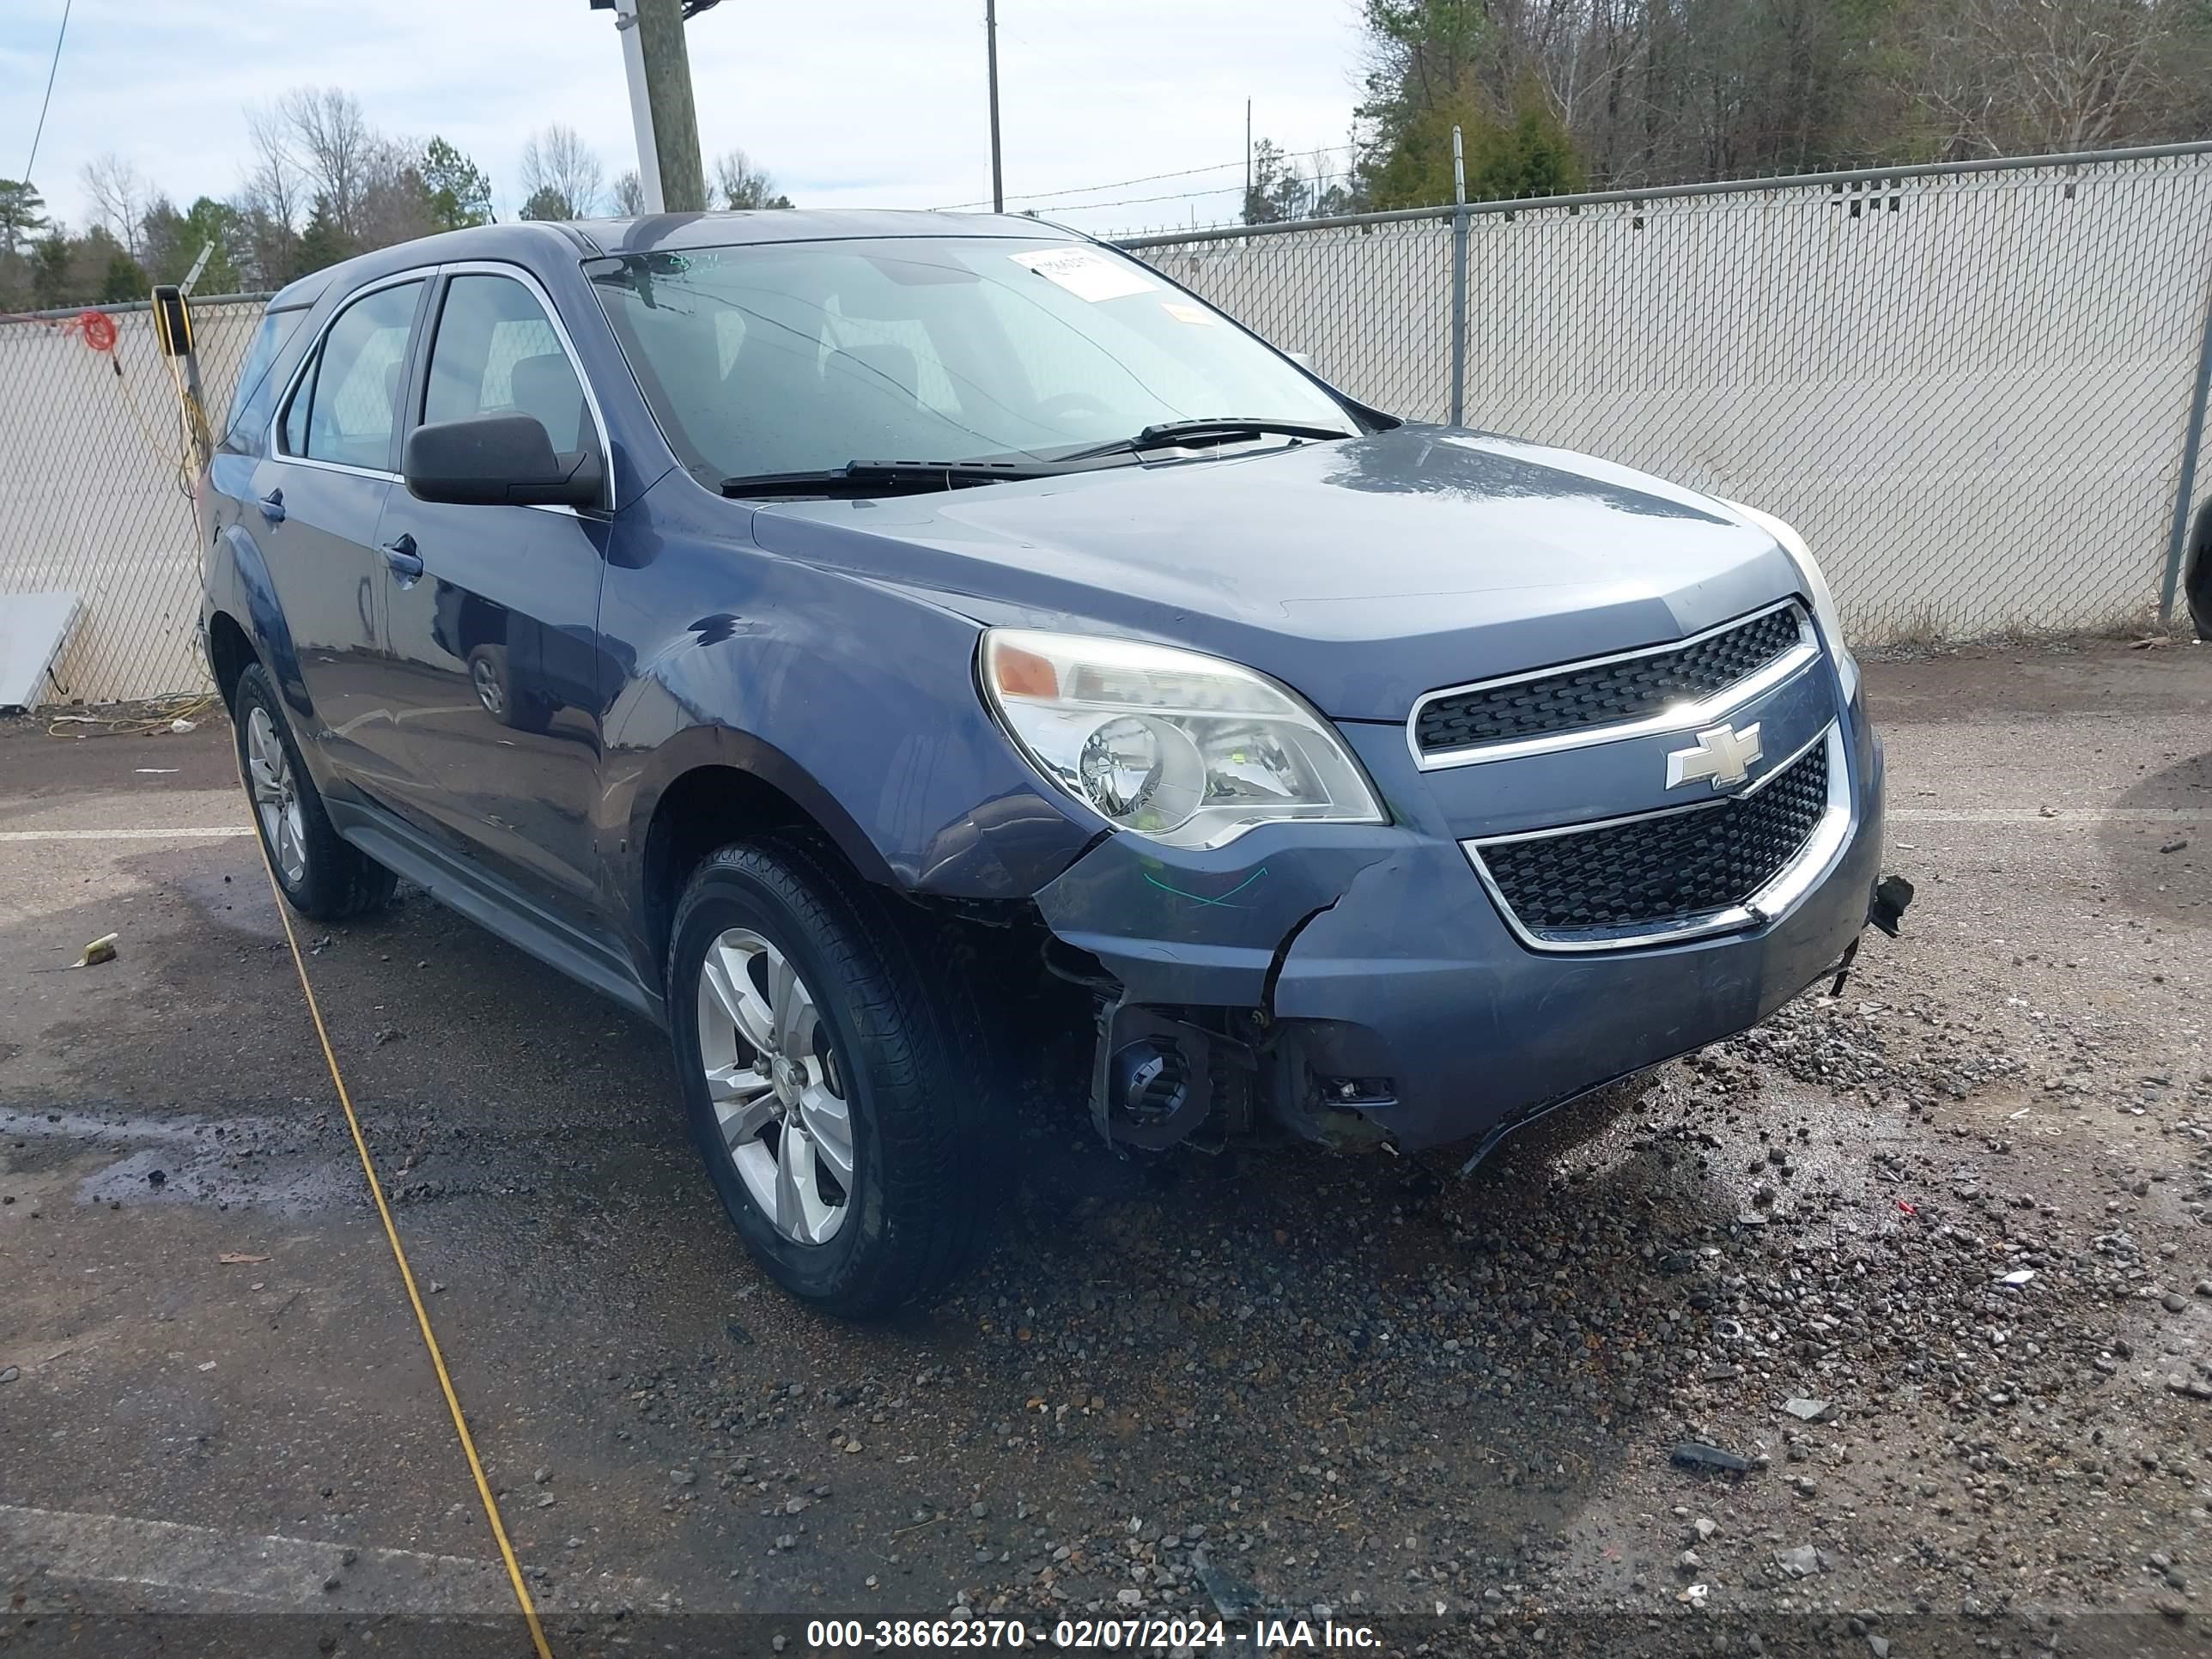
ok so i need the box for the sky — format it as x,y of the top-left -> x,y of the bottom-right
2,1 -> 1370,241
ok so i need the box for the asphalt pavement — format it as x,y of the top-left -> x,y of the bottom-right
3,640 -> 2210,1657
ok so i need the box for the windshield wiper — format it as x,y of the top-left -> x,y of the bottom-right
1054,417 -> 1353,463
720,459 -> 1078,498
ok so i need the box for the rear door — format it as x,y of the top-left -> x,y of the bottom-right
368,264 -> 615,930
250,274 -> 428,785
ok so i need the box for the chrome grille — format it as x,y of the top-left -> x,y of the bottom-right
1413,603 -> 1809,761
1470,731 -> 1835,947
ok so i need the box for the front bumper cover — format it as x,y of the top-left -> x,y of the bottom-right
1032,714 -> 1887,1155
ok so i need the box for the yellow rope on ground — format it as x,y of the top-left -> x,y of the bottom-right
44,692 -> 218,739
255,850 -> 556,1659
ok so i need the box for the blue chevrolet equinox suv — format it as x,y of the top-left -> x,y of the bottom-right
198,211 -> 1891,1316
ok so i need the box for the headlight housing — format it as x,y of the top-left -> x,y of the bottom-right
981,629 -> 1385,849
1722,500 -> 1859,704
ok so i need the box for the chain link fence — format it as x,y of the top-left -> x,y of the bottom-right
7,146 -> 2212,707
0,295 -> 265,706
1124,143 -> 2212,643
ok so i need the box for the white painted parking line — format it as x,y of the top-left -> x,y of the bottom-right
0,1502 -> 545,1615
1889,807 -> 2211,823
0,825 -> 250,842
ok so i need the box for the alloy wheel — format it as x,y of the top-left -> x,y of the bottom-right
695,927 -> 855,1244
470,655 -> 505,716
245,706 -> 307,887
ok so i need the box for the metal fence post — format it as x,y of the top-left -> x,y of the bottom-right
2160,264 -> 2212,624
1449,125 -> 1468,428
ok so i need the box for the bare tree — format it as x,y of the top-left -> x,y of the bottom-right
234,104 -> 308,286
276,87 -> 380,240
1886,0 -> 2192,157
356,141 -> 439,251
520,125 -> 605,219
611,168 -> 645,216
713,147 -> 792,210
80,153 -> 149,258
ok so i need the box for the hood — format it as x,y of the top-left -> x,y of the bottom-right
747,427 -> 1802,721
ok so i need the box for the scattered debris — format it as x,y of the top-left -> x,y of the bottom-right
170,716 -> 197,733
1672,1441 -> 1755,1474
1997,1268 -> 2036,1286
216,1252 -> 269,1266
42,932 -> 119,971
1194,1556 -> 1261,1620
1775,1544 -> 1826,1578
1784,1397 -> 1834,1422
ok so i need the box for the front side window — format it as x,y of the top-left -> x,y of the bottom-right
224,305 -> 313,453
422,273 -> 592,456
283,280 -> 422,471
586,237 -> 1347,484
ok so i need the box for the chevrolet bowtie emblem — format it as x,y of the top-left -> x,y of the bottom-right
1666,721 -> 1763,792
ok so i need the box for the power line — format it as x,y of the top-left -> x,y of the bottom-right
21,0 -> 70,185
933,143 -> 1353,214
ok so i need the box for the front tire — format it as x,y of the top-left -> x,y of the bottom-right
667,837 -> 1001,1317
231,662 -> 397,922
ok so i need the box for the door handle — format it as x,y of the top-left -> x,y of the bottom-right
379,534 -> 423,582
257,489 -> 285,523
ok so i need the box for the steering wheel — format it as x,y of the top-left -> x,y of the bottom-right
1034,391 -> 1116,422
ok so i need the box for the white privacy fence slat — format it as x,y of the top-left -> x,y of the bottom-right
0,299 -> 265,705
1124,146 -> 2212,643
6,146 -> 2211,708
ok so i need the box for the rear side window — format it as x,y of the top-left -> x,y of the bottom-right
222,306 -> 312,453
281,280 -> 422,471
422,274 -> 592,456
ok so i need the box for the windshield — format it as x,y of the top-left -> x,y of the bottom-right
585,236 -> 1352,483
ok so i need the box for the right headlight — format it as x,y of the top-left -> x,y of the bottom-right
980,629 -> 1386,850
1721,500 -> 1859,705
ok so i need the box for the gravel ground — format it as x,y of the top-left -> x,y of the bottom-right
3,640 -> 2209,1658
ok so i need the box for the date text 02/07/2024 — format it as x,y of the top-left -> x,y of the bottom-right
803,1615 -> 1387,1648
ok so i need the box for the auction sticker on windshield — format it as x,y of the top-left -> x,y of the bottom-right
1012,246 -> 1158,302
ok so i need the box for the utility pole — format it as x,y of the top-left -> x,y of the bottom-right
1449,125 -> 1468,428
985,0 -> 1004,213
605,0 -> 707,213
1244,99 -> 1252,217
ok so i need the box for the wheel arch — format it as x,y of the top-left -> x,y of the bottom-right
630,733 -> 899,983
204,609 -> 258,709
209,523 -> 314,722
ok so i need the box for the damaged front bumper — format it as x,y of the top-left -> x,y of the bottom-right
1032,713 -> 1889,1158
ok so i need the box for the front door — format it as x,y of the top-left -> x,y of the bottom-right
368,267 -> 613,931
252,276 -> 427,785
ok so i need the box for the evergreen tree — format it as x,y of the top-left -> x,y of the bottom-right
422,137 -> 494,230
294,196 -> 352,277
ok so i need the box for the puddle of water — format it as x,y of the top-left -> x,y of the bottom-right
171,870 -> 283,940
0,1105 -> 361,1215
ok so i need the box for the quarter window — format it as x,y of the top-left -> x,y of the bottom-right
422,274 -> 592,457
283,281 -> 422,471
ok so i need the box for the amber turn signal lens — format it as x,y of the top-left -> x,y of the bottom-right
991,641 -> 1058,699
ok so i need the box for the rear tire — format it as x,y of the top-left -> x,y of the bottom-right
667,836 -> 1003,1317
231,662 -> 398,922
2187,501 -> 2212,642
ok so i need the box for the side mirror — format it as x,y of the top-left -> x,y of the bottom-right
404,414 -> 603,509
